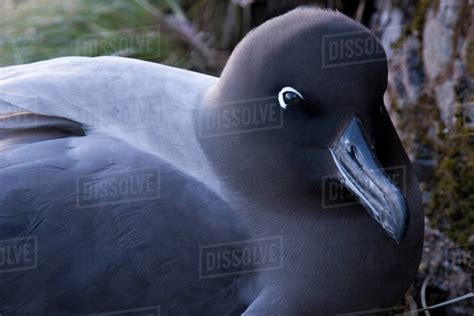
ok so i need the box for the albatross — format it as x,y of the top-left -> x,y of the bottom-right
0,8 -> 424,315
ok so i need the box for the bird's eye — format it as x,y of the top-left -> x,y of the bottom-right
278,87 -> 303,109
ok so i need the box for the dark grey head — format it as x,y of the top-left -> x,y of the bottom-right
201,8 -> 413,243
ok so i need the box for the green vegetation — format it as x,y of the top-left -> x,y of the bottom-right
389,0 -> 433,51
406,0 -> 434,39
0,0 -> 190,67
393,94 -> 439,159
394,89 -> 473,244
467,38 -> 474,78
429,109 -> 474,244
388,0 -> 473,244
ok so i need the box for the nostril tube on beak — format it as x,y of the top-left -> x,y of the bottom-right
330,117 -> 409,242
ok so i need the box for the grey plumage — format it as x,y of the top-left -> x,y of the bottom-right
0,8 -> 423,315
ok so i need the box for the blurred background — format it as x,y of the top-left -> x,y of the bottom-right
0,0 -> 473,314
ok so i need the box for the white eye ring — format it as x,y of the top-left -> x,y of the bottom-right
278,86 -> 304,109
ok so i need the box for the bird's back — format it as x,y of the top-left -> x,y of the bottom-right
0,57 -> 252,315
0,56 -> 219,183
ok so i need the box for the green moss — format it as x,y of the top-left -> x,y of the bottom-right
407,0 -> 434,38
394,89 -> 473,244
467,39 -> 474,78
428,108 -> 474,244
396,93 -> 439,157
425,38 -> 474,243
452,0 -> 472,77
390,0 -> 435,48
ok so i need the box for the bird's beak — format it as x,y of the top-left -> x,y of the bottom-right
329,118 -> 409,243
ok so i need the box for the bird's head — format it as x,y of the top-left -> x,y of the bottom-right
200,8 -> 410,243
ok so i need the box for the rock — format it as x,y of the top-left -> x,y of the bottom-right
435,79 -> 457,126
372,2 -> 425,109
422,0 -> 464,83
376,0 -> 404,60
